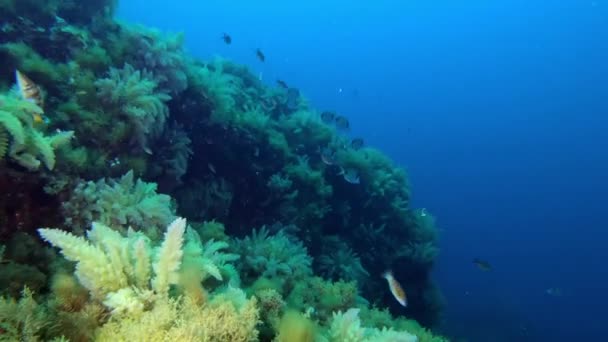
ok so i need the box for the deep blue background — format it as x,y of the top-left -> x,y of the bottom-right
119,1 -> 608,340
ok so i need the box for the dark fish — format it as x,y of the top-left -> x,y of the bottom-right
221,33 -> 232,44
286,88 -> 300,111
342,168 -> 360,184
473,258 -> 492,271
320,111 -> 336,123
256,48 -> 265,62
335,115 -> 350,130
277,79 -> 288,89
320,147 -> 337,165
351,138 -> 364,150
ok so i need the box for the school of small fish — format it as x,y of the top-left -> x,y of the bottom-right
219,32 -> 370,186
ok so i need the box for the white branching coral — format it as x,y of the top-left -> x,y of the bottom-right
151,217 -> 186,295
38,218 -> 191,316
37,225 -> 127,298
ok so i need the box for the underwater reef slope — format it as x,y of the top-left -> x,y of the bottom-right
0,0 -> 446,340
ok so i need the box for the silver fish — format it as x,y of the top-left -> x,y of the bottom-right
341,167 -> 360,184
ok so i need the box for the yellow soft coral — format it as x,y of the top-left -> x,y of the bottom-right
38,218 -> 186,306
151,217 -> 186,295
95,293 -> 259,341
38,227 -> 127,298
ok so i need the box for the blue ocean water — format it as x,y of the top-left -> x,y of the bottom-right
119,1 -> 608,340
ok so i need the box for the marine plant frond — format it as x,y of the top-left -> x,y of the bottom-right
0,109 -> 26,146
30,129 -> 56,170
0,92 -> 74,171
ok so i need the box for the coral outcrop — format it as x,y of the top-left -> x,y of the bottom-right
0,0 -> 448,340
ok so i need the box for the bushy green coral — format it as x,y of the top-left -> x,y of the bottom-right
281,109 -> 334,148
150,122 -> 193,183
179,227 -> 240,296
0,92 -> 74,171
0,43 -> 69,86
187,58 -> 240,123
359,307 -> 448,342
326,308 -> 417,342
174,178 -> 234,221
234,226 -> 312,291
287,277 -> 363,324
118,24 -> 189,94
0,287 -> 48,341
397,241 -> 439,267
191,220 -> 230,242
318,236 -> 369,283
61,170 -> 176,238
95,63 -> 171,154
0,0 -> 115,25
267,173 -> 294,194
0,261 -> 47,297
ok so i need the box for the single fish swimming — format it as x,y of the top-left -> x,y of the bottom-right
351,138 -> 364,150
286,88 -> 300,111
473,258 -> 492,271
255,48 -> 265,62
15,70 -> 43,107
15,69 -> 46,123
221,33 -> 232,44
276,79 -> 288,89
419,208 -> 428,217
320,147 -> 337,165
340,167 -> 360,184
383,270 -> 407,307
320,111 -> 336,124
335,115 -> 350,130
546,287 -> 563,297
